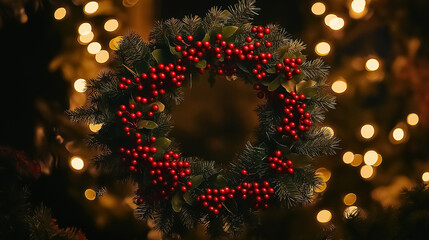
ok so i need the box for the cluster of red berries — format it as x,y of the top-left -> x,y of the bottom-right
119,136 -> 158,172
276,91 -> 312,140
268,150 -> 294,174
275,58 -> 302,80
196,187 -> 235,214
148,151 -> 192,200
251,25 -> 271,39
117,103 -> 142,135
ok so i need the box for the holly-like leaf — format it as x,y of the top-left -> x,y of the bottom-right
214,174 -> 227,188
266,67 -> 276,74
202,33 -> 211,42
222,26 -> 238,39
190,175 -> 203,189
169,45 -> 181,57
183,192 -> 194,205
267,78 -> 281,91
195,59 -> 207,69
152,137 -> 172,151
138,120 -> 158,129
236,61 -> 249,73
293,72 -> 305,83
151,101 -> 165,112
171,192 -> 183,212
296,80 -> 316,94
152,49 -> 165,63
281,79 -> 296,93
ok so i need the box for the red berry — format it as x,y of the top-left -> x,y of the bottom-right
176,35 -> 182,41
187,35 -> 193,42
216,33 -> 223,40
241,169 -> 248,175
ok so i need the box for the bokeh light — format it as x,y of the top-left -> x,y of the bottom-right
322,126 -> 334,137
74,79 -> 87,93
332,78 -> 347,93
87,42 -> 101,54
104,19 -> 119,32
351,154 -> 363,167
317,210 -> 332,223
84,1 -> 99,15
109,36 -> 123,50
373,154 -> 383,167
364,150 -> 378,165
365,58 -> 380,71
95,50 -> 109,63
343,151 -> 354,164
89,123 -> 103,132
70,157 -> 84,171
324,14 -> 337,26
79,31 -> 94,44
328,17 -> 345,30
344,193 -> 357,205
422,172 -> 429,182
78,23 -> 92,35
54,7 -> 66,20
351,0 -> 366,13
315,42 -> 331,56
407,113 -> 419,126
344,206 -> 358,219
360,165 -> 374,179
392,128 -> 404,141
311,2 -> 326,15
361,124 -> 375,139
316,168 -> 332,182
85,189 -> 96,200
315,181 -> 327,193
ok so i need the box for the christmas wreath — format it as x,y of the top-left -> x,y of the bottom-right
68,0 -> 338,237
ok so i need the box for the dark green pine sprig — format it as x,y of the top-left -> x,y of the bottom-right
67,0 -> 338,237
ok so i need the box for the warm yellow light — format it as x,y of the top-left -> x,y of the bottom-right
316,168 -> 331,182
79,31 -> 94,44
78,23 -> 92,35
109,36 -> 123,50
311,2 -> 326,15
104,19 -> 119,32
364,150 -> 378,165
332,79 -> 347,93
392,128 -> 404,141
315,181 -> 327,193
407,113 -> 419,126
315,42 -> 331,56
84,1 -> 99,14
351,0 -> 366,13
317,210 -> 332,223
343,151 -> 354,164
343,193 -> 357,205
54,7 -> 66,20
365,58 -> 380,71
361,124 -> 375,139
322,126 -> 334,137
422,172 -> 429,182
95,50 -> 109,63
74,79 -> 87,93
87,42 -> 101,54
122,0 -> 140,7
70,157 -> 84,170
324,14 -> 337,26
89,123 -> 103,132
85,189 -> 96,200
344,206 -> 358,219
373,154 -> 383,167
329,17 -> 345,30
360,165 -> 374,179
350,154 -> 363,167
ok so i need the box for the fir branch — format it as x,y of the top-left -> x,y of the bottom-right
309,105 -> 327,123
292,127 -> 339,157
178,206 -> 197,230
115,33 -> 151,68
66,105 -> 99,124
165,18 -> 184,40
135,203 -> 154,221
227,0 -> 260,27
152,204 -> 174,234
149,20 -> 167,44
85,134 -> 110,152
92,153 -> 118,169
309,92 -> 336,111
261,24 -> 290,52
286,39 -> 306,53
201,7 -> 226,32
301,58 -> 330,82
182,15 -> 201,36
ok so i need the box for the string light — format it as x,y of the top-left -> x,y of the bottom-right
74,79 -> 87,92
365,58 -> 380,71
328,17 -> 345,30
316,168 -> 332,182
316,210 -> 332,223
364,150 -> 378,165
343,151 -> 354,164
95,50 -> 109,63
84,1 -> 99,15
360,124 -> 375,139
79,31 -> 94,44
85,189 -> 96,200
344,206 -> 358,219
89,123 -> 103,132
351,0 -> 366,13
332,78 -> 347,93
54,7 -> 66,20
422,172 -> 429,182
360,165 -> 374,179
315,42 -> 331,56
351,154 -> 363,167
343,193 -> 357,205
104,19 -> 119,32
311,2 -> 326,15
87,42 -> 101,54
407,113 -> 419,126
70,156 -> 84,170
78,23 -> 92,35
324,14 -> 337,26
392,128 -> 405,141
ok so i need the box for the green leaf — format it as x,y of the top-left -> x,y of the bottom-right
296,80 -> 316,94
195,59 -> 207,69
266,68 -> 276,74
152,49 -> 164,63
214,174 -> 227,188
169,45 -> 181,57
152,137 -> 172,151
236,61 -> 249,73
222,26 -> 238,39
183,192 -> 193,205
202,33 -> 211,42
171,192 -> 183,212
137,120 -> 158,129
281,79 -> 296,93
151,101 -> 165,112
220,10 -> 231,19
267,78 -> 281,91
190,175 -> 203,189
